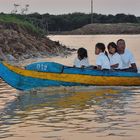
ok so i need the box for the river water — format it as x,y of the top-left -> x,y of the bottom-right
0,35 -> 140,140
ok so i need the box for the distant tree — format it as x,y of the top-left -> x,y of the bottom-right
125,15 -> 138,23
7,12 -> 139,32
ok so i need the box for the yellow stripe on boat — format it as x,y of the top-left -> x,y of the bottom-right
3,62 -> 140,86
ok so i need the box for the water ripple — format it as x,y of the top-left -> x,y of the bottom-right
0,80 -> 140,139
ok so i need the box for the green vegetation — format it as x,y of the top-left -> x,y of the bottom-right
0,13 -> 44,36
24,13 -> 140,32
0,12 -> 140,34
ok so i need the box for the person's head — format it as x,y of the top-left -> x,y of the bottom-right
107,42 -> 117,55
77,47 -> 88,60
117,39 -> 126,54
95,43 -> 106,55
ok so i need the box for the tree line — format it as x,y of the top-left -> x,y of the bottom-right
1,12 -> 140,33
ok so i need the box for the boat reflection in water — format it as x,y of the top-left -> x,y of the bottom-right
1,86 -> 140,140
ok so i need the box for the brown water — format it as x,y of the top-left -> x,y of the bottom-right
1,35 -> 140,140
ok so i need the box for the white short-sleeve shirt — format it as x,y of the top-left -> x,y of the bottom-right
109,53 -> 122,69
120,49 -> 136,69
74,57 -> 89,68
96,53 -> 110,69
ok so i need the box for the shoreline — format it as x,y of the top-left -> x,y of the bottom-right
0,21 -> 76,65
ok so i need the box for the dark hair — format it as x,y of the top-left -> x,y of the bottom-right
107,42 -> 117,53
117,39 -> 125,45
95,43 -> 105,52
77,47 -> 88,59
96,43 -> 109,59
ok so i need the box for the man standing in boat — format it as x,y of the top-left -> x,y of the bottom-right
117,39 -> 138,72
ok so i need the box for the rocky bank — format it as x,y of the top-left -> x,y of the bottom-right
0,22 -> 74,62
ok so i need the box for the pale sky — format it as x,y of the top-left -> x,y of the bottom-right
0,0 -> 140,16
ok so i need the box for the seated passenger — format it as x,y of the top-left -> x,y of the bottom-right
95,43 -> 110,70
117,39 -> 137,72
74,47 -> 89,68
107,42 -> 122,70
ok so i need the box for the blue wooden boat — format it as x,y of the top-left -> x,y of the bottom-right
0,61 -> 140,91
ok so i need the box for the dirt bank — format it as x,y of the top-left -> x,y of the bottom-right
0,22 -> 75,63
61,23 -> 140,35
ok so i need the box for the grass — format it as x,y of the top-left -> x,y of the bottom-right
0,14 -> 44,36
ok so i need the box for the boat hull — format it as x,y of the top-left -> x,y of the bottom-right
0,62 -> 140,90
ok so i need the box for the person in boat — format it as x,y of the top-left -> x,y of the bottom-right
95,43 -> 110,70
107,42 -> 122,70
74,47 -> 89,68
117,39 -> 137,72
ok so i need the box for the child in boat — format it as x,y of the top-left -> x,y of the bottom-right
95,43 -> 110,70
74,47 -> 89,68
107,42 -> 122,70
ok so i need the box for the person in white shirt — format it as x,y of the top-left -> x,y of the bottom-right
107,42 -> 122,70
117,39 -> 137,72
74,47 -> 89,68
95,43 -> 110,70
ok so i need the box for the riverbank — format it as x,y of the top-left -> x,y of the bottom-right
60,23 -> 140,35
0,19 -> 75,64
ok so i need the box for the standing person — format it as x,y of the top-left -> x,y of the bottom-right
74,47 -> 89,68
95,43 -> 110,70
117,39 -> 137,72
107,42 -> 122,70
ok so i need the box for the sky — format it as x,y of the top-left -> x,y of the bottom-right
0,0 -> 140,16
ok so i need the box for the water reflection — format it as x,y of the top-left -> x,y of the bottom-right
0,86 -> 140,139
0,79 -> 17,113
0,34 -> 140,140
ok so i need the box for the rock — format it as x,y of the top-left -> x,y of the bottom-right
6,54 -> 16,61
